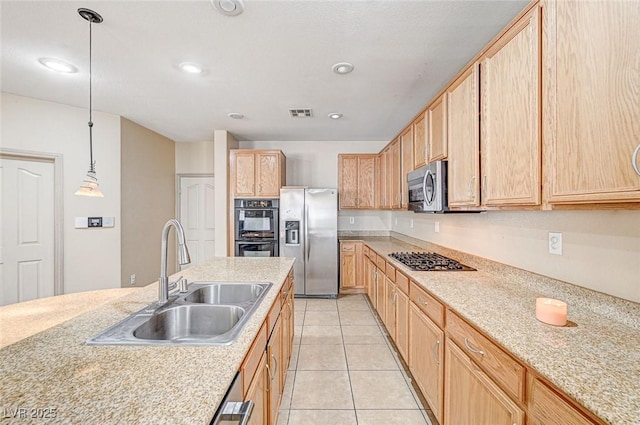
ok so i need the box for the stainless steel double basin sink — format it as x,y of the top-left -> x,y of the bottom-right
87,282 -> 272,346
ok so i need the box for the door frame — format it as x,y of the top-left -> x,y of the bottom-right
1,148 -> 64,296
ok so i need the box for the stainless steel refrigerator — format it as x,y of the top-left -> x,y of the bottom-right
279,187 -> 338,297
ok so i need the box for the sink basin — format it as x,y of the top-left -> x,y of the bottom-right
133,305 -> 244,341
183,283 -> 268,305
86,281 -> 273,346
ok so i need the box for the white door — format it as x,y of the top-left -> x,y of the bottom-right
0,158 -> 55,306
179,176 -> 215,268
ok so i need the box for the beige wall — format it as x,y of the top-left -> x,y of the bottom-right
0,92 -> 122,294
214,131 -> 238,256
175,141 -> 214,175
392,210 -> 640,303
120,118 -> 176,288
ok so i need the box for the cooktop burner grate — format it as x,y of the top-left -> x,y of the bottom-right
388,252 -> 475,271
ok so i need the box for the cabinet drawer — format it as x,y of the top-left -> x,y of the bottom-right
528,375 -> 597,425
241,321 -> 267,397
409,281 -> 444,327
268,296 -> 282,336
385,262 -> 396,281
446,310 -> 525,402
376,254 -> 386,272
341,242 -> 356,252
363,245 -> 370,258
395,271 -> 409,294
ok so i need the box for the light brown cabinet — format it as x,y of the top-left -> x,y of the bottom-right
409,303 -> 444,424
246,353 -> 268,425
395,288 -> 409,362
267,315 -> 283,425
230,150 -> 286,198
428,94 -> 448,162
543,0 -> 640,205
481,6 -> 541,206
445,339 -> 524,425
413,113 -> 428,170
339,241 -> 365,291
401,127 -> 414,208
384,276 -> 397,341
528,375 -> 598,425
447,63 -> 481,207
338,154 -> 376,209
389,139 -> 402,209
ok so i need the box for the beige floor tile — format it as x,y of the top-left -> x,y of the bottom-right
350,370 -> 419,409
288,344 -> 299,370
294,310 -> 305,325
293,326 -> 303,345
290,370 -> 354,409
305,298 -> 338,311
341,325 -> 385,344
294,298 -> 307,311
338,294 -> 365,301
345,344 -> 399,370
337,299 -> 371,311
297,343 -> 347,370
339,310 -> 377,326
304,310 -> 340,326
288,410 -> 357,425
300,325 -> 343,345
280,371 -> 295,410
356,410 -> 429,425
276,410 -> 289,425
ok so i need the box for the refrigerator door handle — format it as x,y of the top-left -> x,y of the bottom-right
305,202 -> 310,261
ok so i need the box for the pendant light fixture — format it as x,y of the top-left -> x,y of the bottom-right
75,8 -> 104,198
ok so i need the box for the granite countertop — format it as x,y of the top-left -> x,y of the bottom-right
359,235 -> 640,425
0,257 -> 295,425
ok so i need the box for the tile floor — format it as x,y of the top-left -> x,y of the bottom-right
277,294 -> 433,425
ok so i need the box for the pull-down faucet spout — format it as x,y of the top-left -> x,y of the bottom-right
159,219 -> 191,304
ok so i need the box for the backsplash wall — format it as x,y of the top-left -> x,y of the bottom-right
391,210 -> 640,303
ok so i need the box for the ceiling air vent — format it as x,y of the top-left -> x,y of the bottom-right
289,108 -> 313,118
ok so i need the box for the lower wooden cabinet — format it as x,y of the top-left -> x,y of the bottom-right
340,241 -> 364,291
246,353 -> 268,425
409,303 -> 444,424
395,289 -> 409,362
267,315 -> 283,425
384,277 -> 397,340
444,339 -> 524,425
528,375 -> 597,425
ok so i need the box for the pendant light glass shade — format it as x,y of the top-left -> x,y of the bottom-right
76,8 -> 104,198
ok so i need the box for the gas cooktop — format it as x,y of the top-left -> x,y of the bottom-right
388,252 -> 476,271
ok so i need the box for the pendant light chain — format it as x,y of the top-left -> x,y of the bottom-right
88,16 -> 95,174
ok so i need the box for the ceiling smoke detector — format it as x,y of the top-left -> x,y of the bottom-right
332,62 -> 354,75
211,0 -> 244,16
289,108 -> 313,118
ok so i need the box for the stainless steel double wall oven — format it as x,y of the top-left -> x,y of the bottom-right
234,199 -> 279,257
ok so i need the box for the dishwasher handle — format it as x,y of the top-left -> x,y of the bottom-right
219,400 -> 254,425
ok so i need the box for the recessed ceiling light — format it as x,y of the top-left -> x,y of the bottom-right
228,112 -> 244,119
179,62 -> 203,74
332,62 -> 354,75
328,113 -> 343,120
38,57 -> 78,74
211,0 -> 244,16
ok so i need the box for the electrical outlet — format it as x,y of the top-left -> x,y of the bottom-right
435,221 -> 440,233
410,219 -> 414,229
349,217 -> 355,225
130,274 -> 136,285
548,232 -> 563,255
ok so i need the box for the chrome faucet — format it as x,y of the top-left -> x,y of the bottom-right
159,219 -> 191,304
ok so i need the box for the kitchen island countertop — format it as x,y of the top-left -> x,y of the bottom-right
0,257 -> 295,425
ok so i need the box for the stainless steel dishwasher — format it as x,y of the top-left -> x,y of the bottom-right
210,371 -> 254,425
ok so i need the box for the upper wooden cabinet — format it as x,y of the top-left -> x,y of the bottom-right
447,63 -> 481,207
401,127 -> 414,209
413,113 -> 428,170
390,138 -> 402,209
230,150 -> 286,198
338,154 -> 376,209
543,0 -> 640,205
428,94 -> 448,162
481,6 -> 541,207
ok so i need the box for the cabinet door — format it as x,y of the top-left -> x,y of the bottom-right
428,94 -> 448,162
413,113 -> 427,169
528,376 -> 597,425
375,267 -> 386,319
444,339 -> 524,425
338,155 -> 359,209
340,244 -> 357,289
358,156 -> 376,209
384,278 -> 396,340
390,139 -> 402,209
232,151 -> 256,197
256,153 -> 281,197
374,154 -> 383,208
409,304 -> 444,424
447,64 -> 480,207
380,149 -> 390,209
544,0 -> 640,204
281,285 -> 294,376
395,289 -> 409,362
401,127 -> 414,208
246,353 -> 268,425
267,316 -> 283,425
365,258 -> 375,304
481,7 -> 540,206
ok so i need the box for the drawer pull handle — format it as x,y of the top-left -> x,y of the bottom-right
417,296 -> 428,306
271,353 -> 279,379
265,363 -> 272,384
433,340 -> 441,365
633,144 -> 640,177
464,337 -> 485,356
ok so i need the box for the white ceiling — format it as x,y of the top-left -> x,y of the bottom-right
1,0 -> 529,143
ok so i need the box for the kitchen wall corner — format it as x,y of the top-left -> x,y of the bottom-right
214,130 -> 238,256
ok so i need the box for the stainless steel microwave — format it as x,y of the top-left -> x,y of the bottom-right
407,161 -> 448,213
